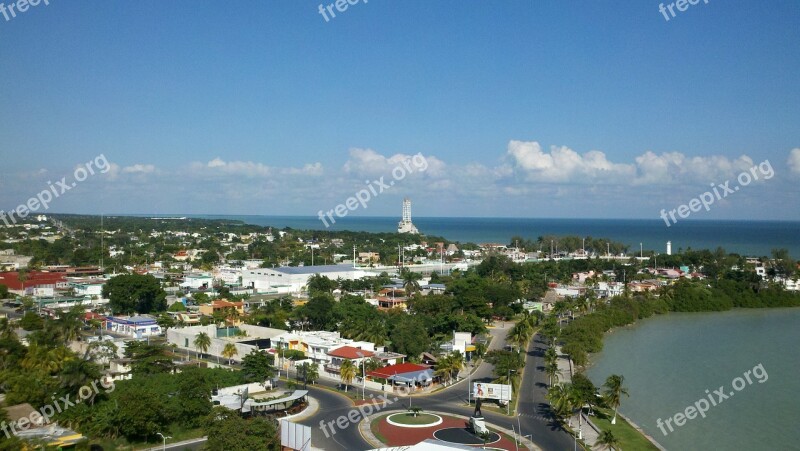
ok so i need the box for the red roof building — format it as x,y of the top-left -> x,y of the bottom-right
0,271 -> 68,293
328,346 -> 374,360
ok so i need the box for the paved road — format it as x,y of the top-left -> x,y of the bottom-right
295,323 -> 575,450
296,385 -> 373,451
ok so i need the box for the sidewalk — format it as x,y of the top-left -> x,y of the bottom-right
555,345 -> 599,449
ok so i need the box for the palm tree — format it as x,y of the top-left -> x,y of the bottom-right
434,355 -> 454,385
603,374 -> 629,425
596,430 -> 620,450
339,359 -> 357,392
222,343 -> 238,365
545,360 -> 560,387
546,383 -> 573,426
507,326 -> 529,353
304,362 -> 320,385
56,307 -> 84,344
448,351 -> 465,380
400,268 -> 422,296
0,318 -> 15,340
60,359 -> 102,404
545,346 -> 558,365
194,332 -> 211,361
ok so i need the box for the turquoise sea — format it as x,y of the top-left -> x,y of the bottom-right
196,215 -> 800,257
585,308 -> 800,451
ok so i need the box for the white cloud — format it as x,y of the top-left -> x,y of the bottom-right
788,148 -> 800,174
122,164 -> 156,174
193,158 -> 271,177
506,140 -> 760,186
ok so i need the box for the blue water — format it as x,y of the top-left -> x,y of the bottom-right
196,215 -> 800,258
585,308 -> 800,451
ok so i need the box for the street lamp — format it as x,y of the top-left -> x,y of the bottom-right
507,369 -> 516,415
156,432 -> 171,451
356,351 -> 367,400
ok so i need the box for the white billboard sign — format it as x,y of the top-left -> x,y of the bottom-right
473,382 -> 511,401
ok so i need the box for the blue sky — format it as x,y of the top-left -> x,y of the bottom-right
1,0 -> 799,220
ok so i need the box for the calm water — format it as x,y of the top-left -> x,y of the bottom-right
198,215 -> 800,257
585,308 -> 800,451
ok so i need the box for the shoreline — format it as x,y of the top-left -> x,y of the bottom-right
583,306 -> 800,450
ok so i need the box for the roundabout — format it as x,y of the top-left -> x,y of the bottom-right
386,412 -> 443,428
369,411 -> 524,450
433,427 -> 501,445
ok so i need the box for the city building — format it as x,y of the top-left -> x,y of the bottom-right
397,198 -> 419,234
106,315 -> 161,338
241,264 -> 368,293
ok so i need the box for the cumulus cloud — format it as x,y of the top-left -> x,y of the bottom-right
122,164 -> 156,174
507,140 -> 635,183
343,148 -> 446,177
192,158 -> 271,177
506,140 -> 760,186
788,148 -> 800,174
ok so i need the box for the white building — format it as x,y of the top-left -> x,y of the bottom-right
69,279 -> 106,297
181,273 -> 214,290
241,264 -> 368,293
397,198 -> 419,234
167,324 -> 286,362
106,315 -> 161,338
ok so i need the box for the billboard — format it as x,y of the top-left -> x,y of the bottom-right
280,420 -> 311,451
473,382 -> 511,401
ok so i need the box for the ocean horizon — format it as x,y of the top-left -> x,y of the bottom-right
111,214 -> 799,258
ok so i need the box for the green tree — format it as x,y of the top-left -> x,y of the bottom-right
194,332 -> 211,359
168,301 -> 187,312
390,315 -> 430,357
339,359 -> 357,392
306,274 -> 337,294
103,273 -> 167,314
241,349 -> 275,389
603,374 -> 629,425
222,343 -> 238,365
400,268 -> 422,296
0,284 -> 8,299
546,383 -> 573,425
115,382 -> 169,440
125,341 -> 175,375
204,407 -> 279,451
597,430 -> 620,451
300,292 -> 337,330
171,368 -> 213,427
58,358 -> 103,403
157,313 -> 176,335
19,311 -> 44,331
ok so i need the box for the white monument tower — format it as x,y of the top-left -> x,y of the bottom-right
397,198 -> 419,234
666,241 -> 672,256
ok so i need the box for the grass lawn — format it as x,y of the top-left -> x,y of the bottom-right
590,407 -> 659,450
388,412 -> 440,425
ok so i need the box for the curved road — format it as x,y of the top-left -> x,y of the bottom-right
296,325 -> 574,450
